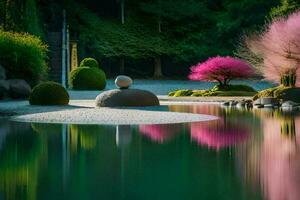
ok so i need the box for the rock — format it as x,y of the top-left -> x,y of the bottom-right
281,101 -> 299,107
281,101 -> 299,111
236,101 -> 246,108
245,102 -> 253,108
221,101 -> 230,106
229,100 -> 238,106
8,79 -> 31,99
0,80 -> 9,99
0,65 -> 6,80
95,89 -> 160,107
254,97 -> 279,106
115,75 -> 133,89
264,104 -> 275,109
254,104 -> 264,109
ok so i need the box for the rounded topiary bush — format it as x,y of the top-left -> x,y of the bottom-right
69,67 -> 106,90
29,81 -> 69,105
79,58 -> 99,68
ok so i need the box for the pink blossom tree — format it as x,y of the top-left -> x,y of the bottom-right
246,10 -> 300,87
188,56 -> 254,86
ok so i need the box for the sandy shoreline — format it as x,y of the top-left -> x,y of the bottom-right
0,99 -> 219,125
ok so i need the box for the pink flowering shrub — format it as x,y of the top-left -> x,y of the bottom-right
188,56 -> 254,86
247,10 -> 300,86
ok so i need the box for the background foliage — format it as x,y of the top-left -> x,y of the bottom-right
0,30 -> 48,85
1,0 -> 298,78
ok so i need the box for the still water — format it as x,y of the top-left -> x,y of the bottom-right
0,104 -> 299,200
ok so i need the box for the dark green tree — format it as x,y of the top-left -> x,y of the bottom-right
270,0 -> 299,19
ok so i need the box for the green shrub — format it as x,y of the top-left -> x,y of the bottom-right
29,81 -> 69,105
211,84 -> 257,92
0,30 -> 48,86
191,90 -> 208,97
173,90 -> 193,97
168,91 -> 177,96
69,67 -> 106,90
79,57 -> 99,68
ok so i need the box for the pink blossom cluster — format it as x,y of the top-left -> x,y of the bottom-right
248,10 -> 300,85
188,56 -> 254,85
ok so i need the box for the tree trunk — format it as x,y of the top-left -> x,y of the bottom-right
154,57 -> 163,78
120,0 -> 125,24
120,57 -> 125,74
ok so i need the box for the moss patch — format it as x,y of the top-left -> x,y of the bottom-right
168,84 -> 257,97
254,86 -> 300,103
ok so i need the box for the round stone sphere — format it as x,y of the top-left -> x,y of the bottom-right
95,89 -> 159,107
115,75 -> 133,89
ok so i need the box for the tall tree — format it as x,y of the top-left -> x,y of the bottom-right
270,0 -> 299,19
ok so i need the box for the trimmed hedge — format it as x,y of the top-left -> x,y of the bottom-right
0,30 -> 48,86
69,67 -> 106,90
29,81 -> 69,105
79,57 -> 99,68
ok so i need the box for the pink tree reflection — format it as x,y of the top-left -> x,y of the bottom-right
191,120 -> 249,150
139,124 -> 183,143
260,118 -> 300,200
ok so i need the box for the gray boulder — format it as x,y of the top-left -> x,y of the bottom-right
0,80 -> 9,99
221,101 -> 230,106
254,97 -> 279,106
95,89 -> 160,107
236,101 -> 246,108
281,101 -> 299,111
0,65 -> 6,80
281,101 -> 299,107
115,75 -> 133,89
8,79 -> 31,99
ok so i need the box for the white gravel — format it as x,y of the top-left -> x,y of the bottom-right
1,100 -> 218,125
12,107 -> 217,125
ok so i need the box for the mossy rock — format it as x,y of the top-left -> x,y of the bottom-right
173,89 -> 193,97
274,87 -> 300,103
79,57 -> 99,68
168,84 -> 257,97
253,86 -> 300,103
168,91 -> 177,96
69,67 -> 106,90
29,81 -> 69,105
253,87 -> 279,101
211,84 -> 257,92
191,90 -> 209,97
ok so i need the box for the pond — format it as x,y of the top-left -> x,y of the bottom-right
0,104 -> 299,200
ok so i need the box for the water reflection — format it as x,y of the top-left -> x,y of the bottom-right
241,109 -> 300,200
191,120 -> 249,150
0,105 -> 300,200
139,124 -> 183,143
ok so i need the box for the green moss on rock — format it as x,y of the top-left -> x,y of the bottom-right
211,84 -> 257,92
29,81 -> 69,105
168,84 -> 257,97
69,67 -> 106,90
253,86 -> 300,103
